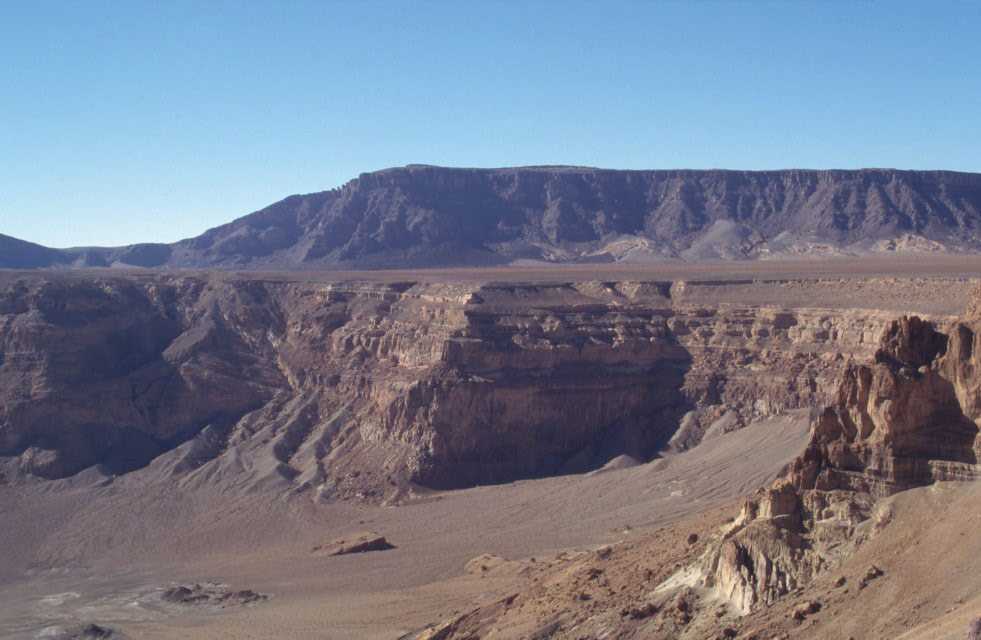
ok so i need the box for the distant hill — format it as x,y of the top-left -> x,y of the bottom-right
6,166 -> 981,269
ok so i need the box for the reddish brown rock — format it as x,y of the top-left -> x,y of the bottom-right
0,273 -> 900,496
313,532 -> 395,556
706,312 -> 979,616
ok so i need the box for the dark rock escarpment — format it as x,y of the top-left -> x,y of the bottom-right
6,166 -> 981,268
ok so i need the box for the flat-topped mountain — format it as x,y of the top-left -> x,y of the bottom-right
6,166 -> 981,269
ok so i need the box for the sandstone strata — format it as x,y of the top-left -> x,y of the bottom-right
407,295 -> 981,640
707,313 -> 981,616
1,273 -> 924,497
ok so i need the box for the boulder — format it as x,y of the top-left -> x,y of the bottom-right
313,531 -> 395,556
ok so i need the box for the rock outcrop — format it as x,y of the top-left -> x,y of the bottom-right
160,583 -> 267,607
0,272 -> 922,495
312,532 -> 394,556
6,166 -> 981,268
45,623 -> 128,640
705,312 -> 981,615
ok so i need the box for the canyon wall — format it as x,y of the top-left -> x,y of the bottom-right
0,273 -> 961,496
704,311 -> 981,617
406,291 -> 981,640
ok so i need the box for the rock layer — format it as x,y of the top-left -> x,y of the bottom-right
706,311 -> 981,615
0,273 -> 924,494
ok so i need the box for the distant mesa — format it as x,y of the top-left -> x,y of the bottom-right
5,166 -> 981,270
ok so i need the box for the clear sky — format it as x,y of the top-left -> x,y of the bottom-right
3,1 -> 980,248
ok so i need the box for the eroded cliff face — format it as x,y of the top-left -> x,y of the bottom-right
406,298 -> 981,640
0,277 -> 286,478
704,313 -> 981,617
0,274 -> 931,495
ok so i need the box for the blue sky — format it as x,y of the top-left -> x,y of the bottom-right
2,1 -> 980,248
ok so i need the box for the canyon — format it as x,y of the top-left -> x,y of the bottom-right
1,261 -> 980,639
408,291 -> 981,640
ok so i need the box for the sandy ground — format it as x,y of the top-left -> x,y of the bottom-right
0,414 -> 810,639
4,257 -> 978,321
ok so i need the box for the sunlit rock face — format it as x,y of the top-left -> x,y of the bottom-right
706,305 -> 981,615
0,273 -> 906,496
